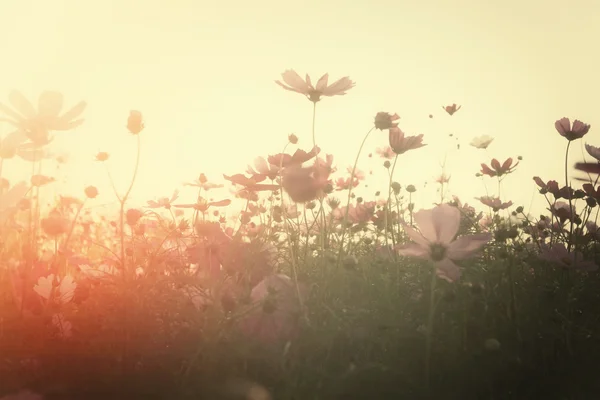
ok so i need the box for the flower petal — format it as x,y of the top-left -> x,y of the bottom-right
8,90 -> 36,118
431,204 -> 460,243
38,91 -> 64,118
396,242 -> 429,259
434,258 -> 461,282
446,233 -> 493,260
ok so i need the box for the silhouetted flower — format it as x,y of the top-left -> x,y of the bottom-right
443,103 -> 461,116
0,90 -> 86,147
374,112 -> 400,130
480,158 -> 519,177
555,117 -> 590,141
275,70 -> 355,102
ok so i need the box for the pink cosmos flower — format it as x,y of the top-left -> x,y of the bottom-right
388,127 -> 426,155
555,117 -> 590,141
275,70 -> 355,103
539,242 -> 598,271
238,274 -> 306,343
476,196 -> 513,212
395,204 -> 493,282
480,158 -> 519,177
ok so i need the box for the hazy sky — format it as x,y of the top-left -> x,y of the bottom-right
1,0 -> 599,219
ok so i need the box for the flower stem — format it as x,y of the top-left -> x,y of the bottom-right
425,265 -> 437,388
336,127 -> 375,268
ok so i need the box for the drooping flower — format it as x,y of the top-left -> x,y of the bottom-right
480,158 -> 519,177
470,135 -> 494,149
275,70 -> 355,102
388,127 -> 426,155
374,112 -> 400,130
555,117 -> 590,141
395,204 -> 493,282
0,90 -> 86,147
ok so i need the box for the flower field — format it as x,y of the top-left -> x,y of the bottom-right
0,71 -> 599,399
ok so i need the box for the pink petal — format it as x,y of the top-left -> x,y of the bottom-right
446,233 -> 493,260
396,242 -> 429,259
411,208 -> 437,242
435,258 -> 461,282
431,204 -> 460,243
8,90 -> 36,118
38,91 -> 64,118
401,223 -> 431,249
315,73 -> 329,92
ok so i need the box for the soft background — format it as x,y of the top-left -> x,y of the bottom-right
1,0 -> 598,218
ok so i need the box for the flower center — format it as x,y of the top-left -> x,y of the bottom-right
429,243 -> 447,262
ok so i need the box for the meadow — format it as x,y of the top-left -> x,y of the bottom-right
1,70 -> 599,400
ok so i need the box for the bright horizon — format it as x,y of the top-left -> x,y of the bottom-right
1,0 -> 599,220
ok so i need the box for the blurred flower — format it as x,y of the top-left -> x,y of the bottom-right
84,185 -> 98,199
435,173 -> 451,184
127,110 -> 144,134
224,174 -> 279,193
555,117 -> 590,141
470,135 -> 494,149
443,103 -> 461,116
476,196 -> 513,212
184,173 -> 224,190
480,158 -> 519,177
147,190 -> 179,209
247,156 -> 281,181
0,90 -> 86,147
288,133 -> 298,144
40,210 -> 69,236
281,154 -> 333,203
0,131 -> 24,159
539,242 -> 598,271
375,146 -> 395,159
30,174 -> 55,187
126,208 -> 144,225
374,112 -> 400,130
95,151 -> 109,162
0,181 -> 28,215
34,273 -> 77,304
174,197 -> 231,213
275,70 -> 355,102
395,204 -> 493,282
584,143 -> 600,161
238,274 -> 306,343
388,127 -> 426,155
268,146 -> 320,168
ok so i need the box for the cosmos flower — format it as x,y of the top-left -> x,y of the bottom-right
388,127 -> 426,155
443,103 -> 461,116
0,90 -> 86,147
555,117 -> 590,141
395,204 -> 493,282
539,242 -> 598,271
238,274 -> 306,343
480,158 -> 519,177
476,196 -> 513,212
275,70 -> 355,102
470,135 -> 494,149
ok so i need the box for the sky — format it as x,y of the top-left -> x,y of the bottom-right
1,0 -> 599,221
